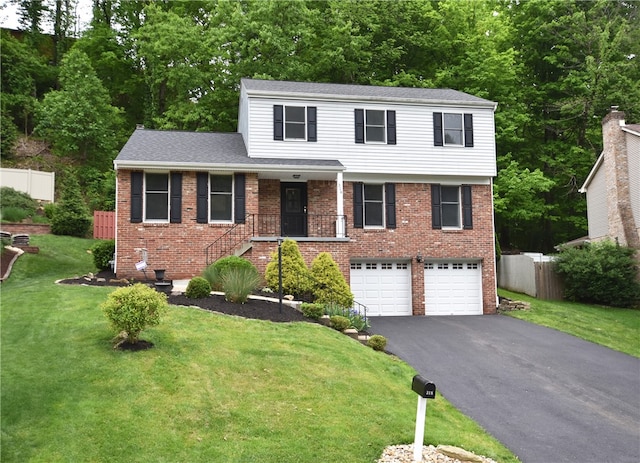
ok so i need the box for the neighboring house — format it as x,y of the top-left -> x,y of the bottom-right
113,79 -> 499,316
579,107 -> 640,250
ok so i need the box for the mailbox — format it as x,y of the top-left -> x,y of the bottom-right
412,375 -> 436,399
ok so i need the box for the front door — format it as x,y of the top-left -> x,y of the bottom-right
281,183 -> 307,236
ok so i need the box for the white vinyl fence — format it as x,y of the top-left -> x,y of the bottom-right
498,253 -> 564,300
0,168 -> 55,202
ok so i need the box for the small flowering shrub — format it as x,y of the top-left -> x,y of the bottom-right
325,303 -> 370,332
185,276 -> 211,299
367,335 -> 387,351
101,283 -> 168,345
329,315 -> 350,331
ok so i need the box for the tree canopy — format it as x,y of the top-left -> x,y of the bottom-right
2,0 -> 639,252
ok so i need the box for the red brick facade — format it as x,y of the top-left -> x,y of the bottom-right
115,171 -> 497,314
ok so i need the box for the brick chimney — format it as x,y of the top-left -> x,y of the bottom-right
602,107 -> 640,249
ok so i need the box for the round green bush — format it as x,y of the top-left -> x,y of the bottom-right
367,335 -> 387,351
101,283 -> 168,345
301,302 -> 325,319
329,315 -> 350,331
185,276 -> 211,299
91,240 -> 115,270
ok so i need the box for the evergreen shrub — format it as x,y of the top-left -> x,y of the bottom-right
300,302 -> 325,319
555,240 -> 640,308
203,256 -> 259,291
185,276 -> 211,299
329,315 -> 350,331
264,239 -> 311,296
91,240 -> 115,270
50,175 -> 91,237
367,335 -> 387,351
309,252 -> 353,307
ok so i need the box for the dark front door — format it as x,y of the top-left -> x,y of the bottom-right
281,183 -> 307,236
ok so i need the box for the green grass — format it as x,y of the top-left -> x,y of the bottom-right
2,235 -> 519,463
499,289 -> 640,358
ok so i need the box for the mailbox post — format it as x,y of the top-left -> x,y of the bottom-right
411,375 -> 436,462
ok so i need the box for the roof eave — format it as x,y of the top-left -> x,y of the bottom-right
579,151 -> 605,193
113,160 -> 345,173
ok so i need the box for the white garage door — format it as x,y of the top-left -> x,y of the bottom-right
350,261 -> 412,316
424,261 -> 482,315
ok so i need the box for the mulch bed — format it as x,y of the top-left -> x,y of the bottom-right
58,269 -> 320,325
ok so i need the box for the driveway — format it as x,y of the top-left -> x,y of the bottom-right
369,315 -> 640,463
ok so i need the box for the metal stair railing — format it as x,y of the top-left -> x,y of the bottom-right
204,214 -> 254,265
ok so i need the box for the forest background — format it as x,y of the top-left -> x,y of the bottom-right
1,0 -> 639,253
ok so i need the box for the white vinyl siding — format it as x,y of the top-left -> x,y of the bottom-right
626,131 -> 640,232
242,97 -> 496,177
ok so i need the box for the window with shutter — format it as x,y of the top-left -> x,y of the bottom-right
274,105 -> 317,142
354,182 -> 396,228
434,112 -> 474,147
355,109 -> 396,144
431,184 -> 473,230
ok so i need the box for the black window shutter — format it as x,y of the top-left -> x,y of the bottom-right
433,112 -> 443,146
353,182 -> 363,228
431,184 -> 442,229
385,183 -> 396,229
196,172 -> 208,223
307,106 -> 317,142
464,113 -> 474,147
354,109 -> 364,144
462,185 -> 473,229
386,110 -> 396,145
170,173 -> 182,223
234,173 -> 246,223
274,105 -> 283,141
130,171 -> 143,223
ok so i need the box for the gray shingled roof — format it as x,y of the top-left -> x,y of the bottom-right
114,129 -> 344,171
241,78 -> 496,106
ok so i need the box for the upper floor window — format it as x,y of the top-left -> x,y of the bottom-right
433,112 -> 474,147
274,105 -> 317,142
130,171 -> 182,224
355,109 -> 396,144
210,174 -> 233,222
431,184 -> 473,230
353,182 -> 396,229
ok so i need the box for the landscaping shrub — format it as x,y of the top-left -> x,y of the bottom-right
300,302 -> 325,319
203,256 -> 258,291
50,175 -> 91,237
555,240 -> 640,308
329,315 -> 350,331
0,187 -> 39,221
101,283 -> 168,345
325,303 -> 370,332
185,276 -> 211,299
309,252 -> 354,308
91,240 -> 115,270
367,335 -> 387,351
1,206 -> 30,223
264,239 -> 311,296
223,267 -> 261,303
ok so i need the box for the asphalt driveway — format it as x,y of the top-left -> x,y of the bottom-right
369,315 -> 640,463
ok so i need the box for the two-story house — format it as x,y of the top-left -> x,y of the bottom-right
113,79 -> 499,315
579,107 -> 640,250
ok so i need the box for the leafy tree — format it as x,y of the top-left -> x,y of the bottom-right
34,47 -> 125,170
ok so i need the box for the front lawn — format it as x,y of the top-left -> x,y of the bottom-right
1,235 -> 518,463
499,289 -> 640,358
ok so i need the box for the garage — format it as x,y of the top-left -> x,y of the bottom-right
424,261 -> 483,315
350,261 -> 412,316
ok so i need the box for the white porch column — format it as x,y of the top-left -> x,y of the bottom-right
336,172 -> 345,238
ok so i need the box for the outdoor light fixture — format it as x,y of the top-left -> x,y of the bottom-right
416,252 -> 423,263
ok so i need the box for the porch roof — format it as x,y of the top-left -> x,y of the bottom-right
114,128 -> 344,177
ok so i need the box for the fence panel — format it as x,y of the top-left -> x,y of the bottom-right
535,262 -> 564,300
93,211 -> 115,239
498,254 -> 564,300
0,168 -> 55,201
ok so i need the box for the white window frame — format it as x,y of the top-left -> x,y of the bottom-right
365,109 -> 386,143
209,174 -> 234,223
144,172 -> 169,223
440,185 -> 462,229
285,106 -> 307,140
363,183 -> 385,228
443,113 -> 463,146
